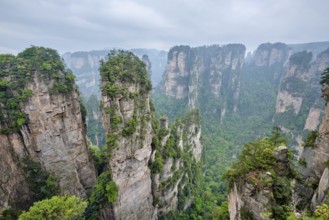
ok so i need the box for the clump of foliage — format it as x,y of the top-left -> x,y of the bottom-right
148,115 -> 165,174
18,196 -> 87,220
0,46 -> 76,133
289,51 -> 312,68
0,208 -> 22,220
89,171 -> 118,205
281,76 -> 307,96
222,128 -> 294,219
211,201 -> 230,219
287,203 -> 329,219
21,157 -> 60,203
223,137 -> 279,187
100,50 -> 152,97
88,145 -> 107,174
298,158 -> 307,167
314,203 -> 329,219
122,113 -> 138,137
303,130 -> 319,148
85,171 -> 118,219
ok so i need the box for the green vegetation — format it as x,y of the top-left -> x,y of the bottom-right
85,94 -> 105,146
281,76 -> 307,96
122,113 -> 138,137
18,196 -> 87,220
315,203 -> 329,219
223,129 -> 288,187
287,203 -> 329,219
88,145 -> 107,174
303,131 -> 319,148
222,131 -> 295,219
100,50 -> 151,97
152,110 -> 204,219
0,46 -> 76,133
153,45 -> 326,219
22,157 -> 60,203
289,51 -> 312,68
85,171 -> 118,219
152,92 -> 189,120
0,208 -> 22,220
211,201 -> 229,220
320,67 -> 329,86
298,158 -> 307,167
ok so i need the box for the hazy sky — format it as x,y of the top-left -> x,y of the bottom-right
1,0 -> 329,54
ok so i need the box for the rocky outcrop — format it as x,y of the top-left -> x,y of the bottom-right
0,47 -> 97,212
228,181 -> 275,220
252,43 -> 289,67
100,53 -> 154,219
310,168 -> 329,210
21,75 -> 96,196
228,146 -> 293,220
304,108 -> 322,131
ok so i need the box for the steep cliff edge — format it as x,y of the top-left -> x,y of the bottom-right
0,47 -> 97,213
295,66 -> 329,211
226,135 -> 294,220
274,48 -> 329,156
99,50 -> 203,219
159,44 -> 245,115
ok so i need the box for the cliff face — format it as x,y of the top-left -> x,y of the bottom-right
273,48 -> 329,156
99,50 -> 203,219
0,47 -> 97,212
252,42 -> 289,67
275,50 -> 329,116
161,44 -> 246,114
295,75 -> 329,210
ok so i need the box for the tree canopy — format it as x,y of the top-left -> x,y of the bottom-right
18,196 -> 87,220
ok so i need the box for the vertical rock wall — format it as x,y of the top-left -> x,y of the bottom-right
0,47 -> 97,213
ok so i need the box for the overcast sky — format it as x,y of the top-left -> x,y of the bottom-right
1,0 -> 329,54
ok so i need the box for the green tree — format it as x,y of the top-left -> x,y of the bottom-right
212,201 -> 230,220
18,196 -> 87,220
315,203 -> 329,220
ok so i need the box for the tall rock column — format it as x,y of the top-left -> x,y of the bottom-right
0,47 -> 97,212
100,50 -> 155,219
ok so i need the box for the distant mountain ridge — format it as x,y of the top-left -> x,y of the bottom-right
62,48 -> 167,99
